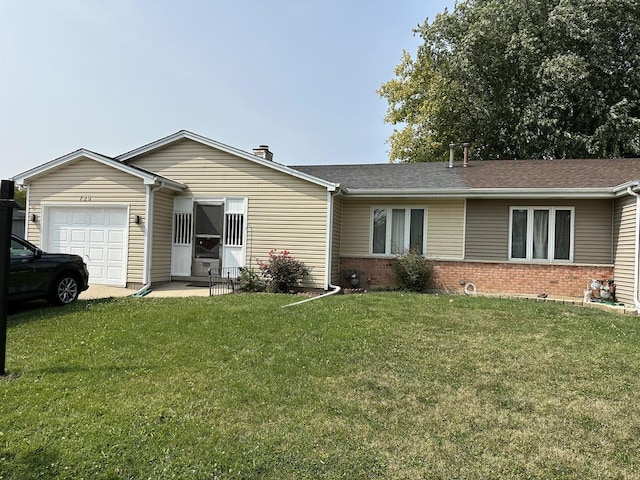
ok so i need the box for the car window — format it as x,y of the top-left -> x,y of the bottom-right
10,239 -> 33,258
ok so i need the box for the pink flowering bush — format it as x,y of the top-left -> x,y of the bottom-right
257,249 -> 311,293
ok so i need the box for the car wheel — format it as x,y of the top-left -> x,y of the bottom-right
50,274 -> 80,305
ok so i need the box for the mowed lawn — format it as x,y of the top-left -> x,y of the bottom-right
1,293 -> 639,479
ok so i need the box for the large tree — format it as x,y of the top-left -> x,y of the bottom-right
379,0 -> 640,162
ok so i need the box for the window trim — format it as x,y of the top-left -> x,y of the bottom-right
370,206 -> 427,256
508,206 -> 575,262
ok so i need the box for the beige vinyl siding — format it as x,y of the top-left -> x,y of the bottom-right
339,198 -> 370,256
25,157 -> 147,285
426,199 -> 465,259
331,195 -> 343,284
151,189 -> 174,283
613,195 -> 636,306
340,198 -> 465,258
465,200 -> 509,260
465,199 -> 613,264
128,139 -> 329,288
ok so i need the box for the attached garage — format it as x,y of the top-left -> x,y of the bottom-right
44,205 -> 129,286
13,149 -> 186,289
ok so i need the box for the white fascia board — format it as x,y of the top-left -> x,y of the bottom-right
343,187 -> 617,199
12,149 -> 186,191
116,130 -> 339,191
11,149 -> 87,184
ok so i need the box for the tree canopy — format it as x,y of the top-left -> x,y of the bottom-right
379,0 -> 640,162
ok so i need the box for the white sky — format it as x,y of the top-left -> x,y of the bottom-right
0,0 -> 455,180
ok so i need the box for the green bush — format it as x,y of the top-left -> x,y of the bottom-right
237,267 -> 266,292
393,250 -> 437,293
258,249 -> 311,293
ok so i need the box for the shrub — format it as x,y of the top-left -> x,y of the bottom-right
393,250 -> 437,293
237,267 -> 266,292
258,249 -> 311,293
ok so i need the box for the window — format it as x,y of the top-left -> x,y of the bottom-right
10,238 -> 34,258
509,207 -> 574,261
173,212 -> 192,245
371,207 -> 426,255
224,213 -> 244,246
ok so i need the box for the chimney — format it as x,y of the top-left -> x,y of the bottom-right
448,143 -> 456,168
253,145 -> 273,161
462,142 -> 471,168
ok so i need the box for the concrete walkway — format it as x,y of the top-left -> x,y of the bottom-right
80,282 -> 213,300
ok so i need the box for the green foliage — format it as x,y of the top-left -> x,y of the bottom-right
13,187 -> 26,208
393,250 -> 437,292
379,0 -> 640,162
3,294 -> 640,478
237,267 -> 266,292
257,249 -> 311,293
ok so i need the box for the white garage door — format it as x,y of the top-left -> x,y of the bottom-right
46,206 -> 129,286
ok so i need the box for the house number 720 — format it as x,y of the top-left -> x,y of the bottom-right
80,196 -> 92,201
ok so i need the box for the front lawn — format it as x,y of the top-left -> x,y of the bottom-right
1,293 -> 639,479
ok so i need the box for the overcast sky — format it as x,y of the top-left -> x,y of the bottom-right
0,0 -> 455,180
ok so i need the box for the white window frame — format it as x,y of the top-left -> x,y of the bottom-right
370,206 -> 427,256
508,206 -> 575,262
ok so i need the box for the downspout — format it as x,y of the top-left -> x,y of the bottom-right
626,186 -> 640,312
23,185 -> 30,240
135,184 -> 156,296
283,188 -> 341,307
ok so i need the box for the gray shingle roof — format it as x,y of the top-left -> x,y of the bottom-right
294,158 -> 640,194
293,162 -> 467,191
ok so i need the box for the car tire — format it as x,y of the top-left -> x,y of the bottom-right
49,273 -> 80,305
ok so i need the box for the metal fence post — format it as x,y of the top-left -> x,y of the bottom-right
0,180 -> 19,376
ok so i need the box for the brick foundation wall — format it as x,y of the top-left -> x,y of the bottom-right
339,257 -> 614,297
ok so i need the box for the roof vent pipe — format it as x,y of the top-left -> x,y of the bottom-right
448,143 -> 456,168
462,142 -> 471,168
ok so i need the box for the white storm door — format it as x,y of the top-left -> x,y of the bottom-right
46,206 -> 128,286
222,198 -> 247,270
171,197 -> 193,276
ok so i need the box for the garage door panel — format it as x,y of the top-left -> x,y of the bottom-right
109,210 -> 127,225
90,230 -> 105,243
89,248 -> 104,261
53,211 -> 69,224
90,211 -> 105,224
71,211 -> 87,225
88,264 -> 104,279
108,230 -> 125,244
107,249 -> 123,261
51,229 -> 67,242
71,230 -> 86,242
46,206 -> 128,286
106,266 -> 124,282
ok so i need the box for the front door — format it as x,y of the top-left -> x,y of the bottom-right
192,202 -> 223,276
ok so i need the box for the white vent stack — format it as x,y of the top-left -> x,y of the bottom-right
449,143 -> 456,168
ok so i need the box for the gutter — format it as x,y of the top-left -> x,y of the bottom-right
626,186 -> 640,312
342,187 -> 617,199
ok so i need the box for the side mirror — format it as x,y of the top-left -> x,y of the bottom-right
34,248 -> 43,259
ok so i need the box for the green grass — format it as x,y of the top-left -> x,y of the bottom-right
1,293 -> 639,479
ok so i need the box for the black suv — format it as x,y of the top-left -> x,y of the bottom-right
9,235 -> 90,305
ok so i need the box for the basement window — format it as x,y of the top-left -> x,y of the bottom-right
509,207 -> 574,261
371,207 -> 425,255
